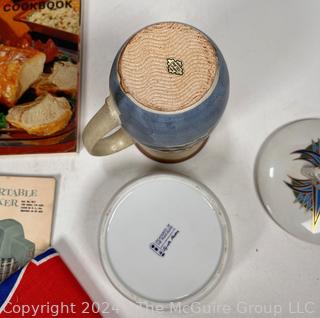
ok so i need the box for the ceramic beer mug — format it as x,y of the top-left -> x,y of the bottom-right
83,22 -> 229,163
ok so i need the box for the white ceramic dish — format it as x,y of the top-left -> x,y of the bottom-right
99,174 -> 232,309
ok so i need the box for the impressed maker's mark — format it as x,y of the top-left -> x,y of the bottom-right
167,58 -> 184,76
150,224 -> 180,257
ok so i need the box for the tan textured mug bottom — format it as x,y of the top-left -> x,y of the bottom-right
119,22 -> 218,113
135,138 -> 208,163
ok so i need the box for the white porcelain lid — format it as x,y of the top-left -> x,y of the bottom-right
255,119 -> 320,244
99,174 -> 231,308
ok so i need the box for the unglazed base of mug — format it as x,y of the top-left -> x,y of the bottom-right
135,138 -> 208,163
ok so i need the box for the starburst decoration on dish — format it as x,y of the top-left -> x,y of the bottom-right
285,139 -> 320,231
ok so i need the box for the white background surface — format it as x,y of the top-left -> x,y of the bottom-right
2,0 -> 320,317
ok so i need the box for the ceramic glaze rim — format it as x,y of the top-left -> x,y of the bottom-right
99,174 -> 232,309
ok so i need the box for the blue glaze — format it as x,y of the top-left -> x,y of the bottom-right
109,34 -> 229,150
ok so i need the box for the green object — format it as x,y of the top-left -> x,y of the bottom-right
56,53 -> 70,62
0,113 -> 7,129
66,95 -> 77,108
0,219 -> 35,268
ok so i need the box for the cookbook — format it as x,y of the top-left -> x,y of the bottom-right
0,175 -> 56,282
0,0 -> 81,155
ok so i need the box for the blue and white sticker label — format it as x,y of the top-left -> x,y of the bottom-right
150,224 -> 179,257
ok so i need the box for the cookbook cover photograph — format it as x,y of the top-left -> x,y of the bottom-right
0,0 -> 81,155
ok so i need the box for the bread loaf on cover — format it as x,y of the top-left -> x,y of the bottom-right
33,61 -> 78,96
6,94 -> 72,136
0,45 -> 46,107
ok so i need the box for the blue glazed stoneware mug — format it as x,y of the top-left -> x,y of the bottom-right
83,22 -> 229,163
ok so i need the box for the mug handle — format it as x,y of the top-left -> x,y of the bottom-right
83,96 -> 134,156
